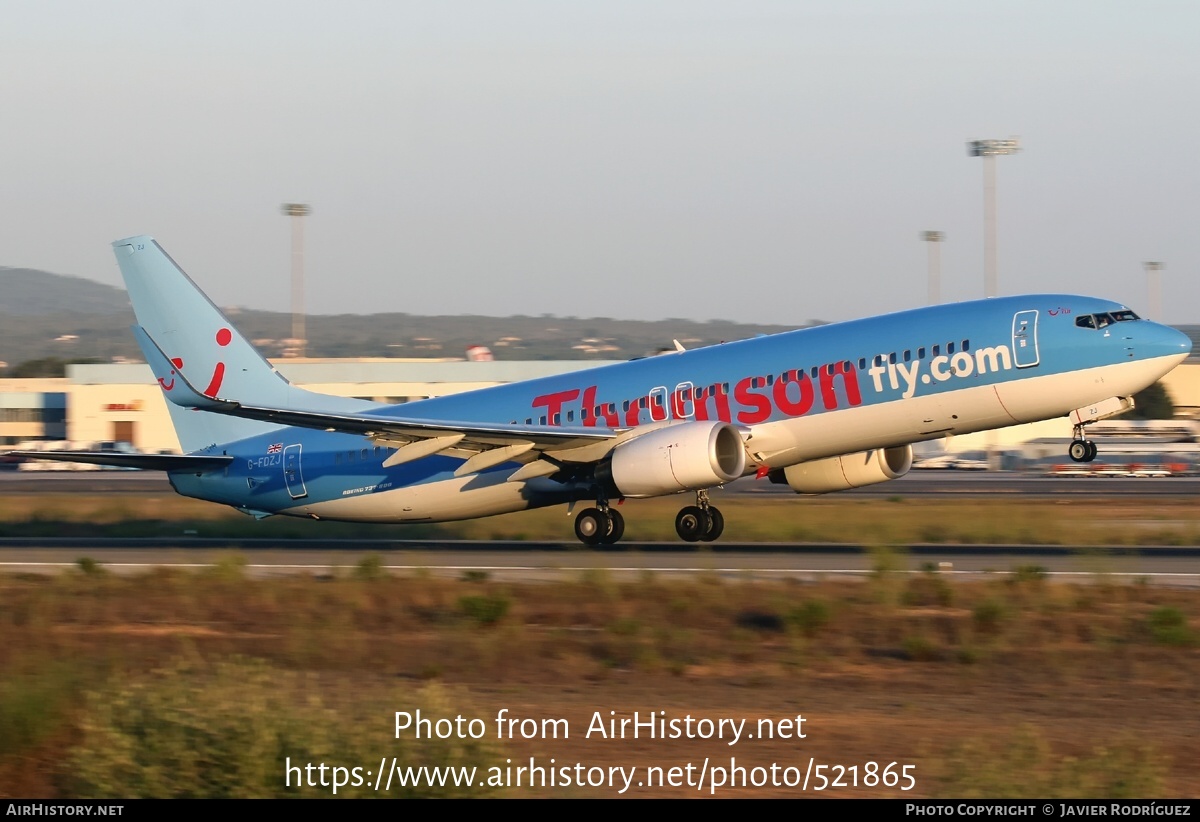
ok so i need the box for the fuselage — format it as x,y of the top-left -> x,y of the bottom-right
168,294 -> 1191,522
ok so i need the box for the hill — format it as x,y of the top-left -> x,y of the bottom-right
0,267 -> 132,315
0,267 -> 807,367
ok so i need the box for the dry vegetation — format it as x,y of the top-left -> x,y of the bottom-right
0,560 -> 1197,798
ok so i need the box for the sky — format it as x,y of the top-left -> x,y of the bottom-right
2,1 -> 1198,325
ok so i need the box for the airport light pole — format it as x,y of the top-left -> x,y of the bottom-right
282,203 -> 311,357
921,230 -> 945,305
967,138 -> 1021,298
1143,261 -> 1164,320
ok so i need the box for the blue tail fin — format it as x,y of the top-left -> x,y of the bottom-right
112,236 -> 366,452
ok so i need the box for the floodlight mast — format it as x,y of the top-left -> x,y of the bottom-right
967,138 -> 1021,298
1144,261 -> 1164,320
921,230 -> 945,305
281,203 -> 312,358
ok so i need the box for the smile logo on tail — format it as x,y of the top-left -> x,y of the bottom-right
203,328 -> 233,398
158,358 -> 185,391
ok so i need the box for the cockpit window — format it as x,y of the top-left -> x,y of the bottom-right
1076,310 -> 1140,330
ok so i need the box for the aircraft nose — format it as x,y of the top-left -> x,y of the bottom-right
1145,322 -> 1192,360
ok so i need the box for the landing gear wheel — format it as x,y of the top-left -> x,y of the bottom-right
1069,439 -> 1099,463
600,509 -> 625,545
675,506 -> 709,542
574,508 -> 607,546
700,506 -> 724,542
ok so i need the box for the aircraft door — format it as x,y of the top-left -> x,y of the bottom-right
1012,310 -> 1040,368
649,386 -> 669,422
283,444 -> 308,499
672,382 -> 695,419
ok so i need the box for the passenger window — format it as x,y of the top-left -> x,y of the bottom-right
918,347 -> 926,359
903,350 -> 911,362
962,340 -> 970,352
947,341 -> 955,354
932,345 -> 940,356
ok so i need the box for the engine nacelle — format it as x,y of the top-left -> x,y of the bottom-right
603,421 -> 747,498
772,445 -> 913,494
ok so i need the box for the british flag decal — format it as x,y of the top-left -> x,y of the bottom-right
266,443 -> 283,454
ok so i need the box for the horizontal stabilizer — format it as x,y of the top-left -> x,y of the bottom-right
4,451 -> 234,472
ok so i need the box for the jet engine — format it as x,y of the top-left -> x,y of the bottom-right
601,421 -> 747,498
771,445 -> 913,494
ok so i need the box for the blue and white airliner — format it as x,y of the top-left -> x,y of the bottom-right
10,236 -> 1192,545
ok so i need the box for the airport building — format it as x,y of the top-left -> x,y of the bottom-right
0,380 -> 67,446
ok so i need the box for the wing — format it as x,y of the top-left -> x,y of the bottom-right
133,325 -> 625,478
3,451 -> 234,472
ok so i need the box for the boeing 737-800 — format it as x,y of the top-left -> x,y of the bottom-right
9,237 -> 1192,545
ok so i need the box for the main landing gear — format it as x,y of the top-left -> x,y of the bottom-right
571,489 -> 726,546
1068,424 -> 1098,463
574,504 -> 625,546
674,489 -> 724,543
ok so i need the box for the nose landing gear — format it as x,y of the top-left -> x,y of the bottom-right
1068,423 -> 1098,463
1068,437 -> 1097,463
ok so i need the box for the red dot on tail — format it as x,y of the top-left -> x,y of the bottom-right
215,328 -> 232,346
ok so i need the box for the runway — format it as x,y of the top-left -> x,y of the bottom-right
3,470 -> 1198,584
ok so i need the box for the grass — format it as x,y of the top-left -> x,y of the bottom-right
0,567 -> 1198,796
1,491 -> 1198,796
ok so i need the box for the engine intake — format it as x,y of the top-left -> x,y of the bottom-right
772,445 -> 913,494
604,421 -> 747,498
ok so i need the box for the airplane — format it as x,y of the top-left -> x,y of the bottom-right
7,236 -> 1192,545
